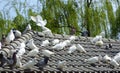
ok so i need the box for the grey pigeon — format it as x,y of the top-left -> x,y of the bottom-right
7,51 -> 18,69
35,56 -> 49,70
0,52 -> 8,67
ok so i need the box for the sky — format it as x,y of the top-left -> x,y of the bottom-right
0,0 -> 38,19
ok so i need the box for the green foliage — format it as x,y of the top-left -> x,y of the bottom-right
0,0 -> 120,39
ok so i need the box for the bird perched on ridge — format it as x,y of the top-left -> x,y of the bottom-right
26,39 -> 38,49
68,44 -> 77,54
42,50 -> 54,57
5,29 -> 15,44
12,29 -> 21,38
69,36 -> 76,41
27,48 -> 39,57
0,52 -> 8,67
57,60 -> 67,70
113,52 -> 120,64
52,39 -> 60,45
16,42 -> 26,57
21,58 -> 37,69
41,40 -> 50,47
23,24 -> 31,34
102,54 -> 111,63
52,40 -> 70,50
95,40 -> 104,47
7,50 -> 18,69
84,55 -> 102,64
91,31 -> 105,44
76,44 -> 86,53
109,59 -> 119,68
35,56 -> 49,70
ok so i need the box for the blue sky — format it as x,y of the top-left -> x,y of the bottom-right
0,0 -> 39,19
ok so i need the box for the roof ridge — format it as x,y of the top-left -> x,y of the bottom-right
1,31 -> 33,57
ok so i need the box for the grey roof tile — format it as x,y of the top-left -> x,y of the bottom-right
1,31 -> 120,73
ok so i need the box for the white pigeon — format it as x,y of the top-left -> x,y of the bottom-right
23,24 -> 31,33
95,40 -> 103,46
91,35 -> 102,44
76,44 -> 86,53
109,59 -> 119,68
63,40 -> 71,45
6,29 -> 15,44
16,42 -> 26,57
27,48 -> 39,57
16,55 -> 22,68
42,50 -> 54,57
31,15 -> 47,27
52,42 -> 64,50
52,39 -> 60,45
41,40 -> 50,47
69,36 -> 76,41
13,29 -> 21,38
57,60 -> 66,70
52,40 -> 70,50
103,54 -> 111,63
99,31 -> 105,38
42,27 -> 53,37
68,45 -> 77,53
113,53 -> 120,63
21,58 -> 37,69
26,39 -> 38,49
84,55 -> 102,64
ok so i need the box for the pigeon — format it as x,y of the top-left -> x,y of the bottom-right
31,15 -> 53,36
113,52 -> 120,63
26,39 -> 38,49
16,42 -> 26,57
0,52 -> 8,67
41,40 -> 50,47
52,42 -> 64,50
21,58 -> 37,69
52,39 -> 60,45
23,24 -> 31,34
57,60 -> 66,70
103,54 -> 111,63
5,29 -> 15,44
99,31 -> 105,38
91,35 -> 102,44
84,55 -> 102,64
68,45 -> 77,54
63,40 -> 71,45
27,48 -> 39,57
35,56 -> 49,70
76,44 -> 86,53
41,26 -> 53,37
109,59 -> 119,68
7,51 -> 18,69
42,50 -> 54,57
16,55 -> 22,68
31,15 -> 47,27
13,29 -> 21,38
69,36 -> 76,41
52,40 -> 70,50
95,40 -> 103,47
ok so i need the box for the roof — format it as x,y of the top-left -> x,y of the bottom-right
1,30 -> 120,73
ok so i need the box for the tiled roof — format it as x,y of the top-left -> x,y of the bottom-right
1,30 -> 120,73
